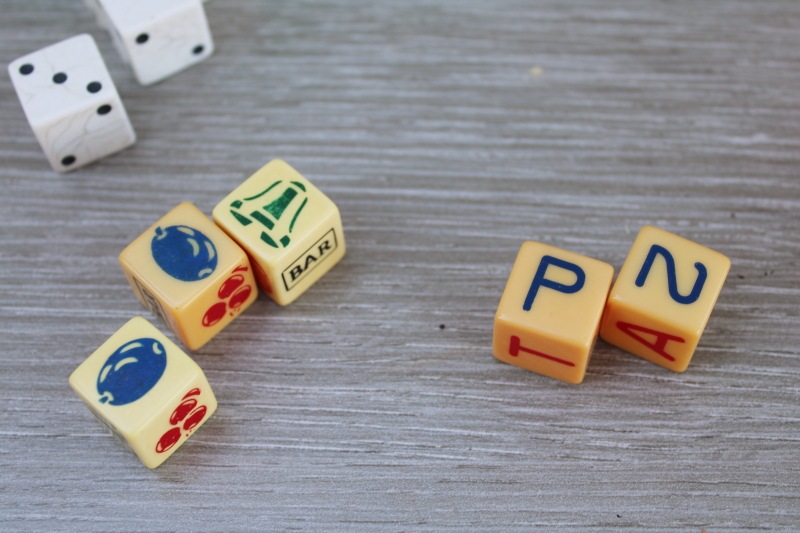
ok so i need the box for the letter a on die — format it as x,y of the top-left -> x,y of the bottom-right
493,242 -> 614,384
599,226 -> 730,372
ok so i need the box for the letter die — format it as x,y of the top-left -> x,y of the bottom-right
119,202 -> 258,350
213,160 -> 346,306
599,226 -> 730,372
88,0 -> 214,86
493,242 -> 614,384
7,34 -> 136,173
69,317 -> 217,468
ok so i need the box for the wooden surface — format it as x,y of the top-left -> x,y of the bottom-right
1,0 -> 799,531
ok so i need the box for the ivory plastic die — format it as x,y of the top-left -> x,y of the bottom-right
599,226 -> 730,372
119,202 -> 257,351
7,34 -> 136,173
69,317 -> 218,468
493,242 -> 614,384
213,159 -> 346,306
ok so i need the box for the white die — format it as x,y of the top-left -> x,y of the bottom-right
7,34 -> 136,173
89,0 -> 214,86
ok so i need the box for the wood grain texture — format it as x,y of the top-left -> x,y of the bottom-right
1,0 -> 799,531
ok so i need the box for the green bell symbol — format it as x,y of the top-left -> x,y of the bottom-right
229,180 -> 309,249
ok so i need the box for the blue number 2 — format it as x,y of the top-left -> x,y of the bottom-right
635,245 -> 707,304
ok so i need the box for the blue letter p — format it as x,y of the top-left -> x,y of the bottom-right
523,255 -> 586,311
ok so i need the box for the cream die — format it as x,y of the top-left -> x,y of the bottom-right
213,160 -> 346,306
69,317 -> 217,468
119,202 -> 258,351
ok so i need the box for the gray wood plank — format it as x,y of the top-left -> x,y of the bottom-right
1,0 -> 799,531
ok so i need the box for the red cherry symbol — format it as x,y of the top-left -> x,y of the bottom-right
201,265 -> 255,328
155,427 -> 181,453
202,302 -> 227,327
169,398 -> 198,425
183,405 -> 207,432
183,388 -> 201,400
229,285 -> 252,309
218,275 -> 244,299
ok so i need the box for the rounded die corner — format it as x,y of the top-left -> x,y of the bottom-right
67,366 -> 87,395
561,370 -> 586,385
123,315 -> 154,330
263,158 -> 294,173
210,201 -> 226,220
596,258 -> 616,278
7,60 -> 19,78
72,33 -> 99,48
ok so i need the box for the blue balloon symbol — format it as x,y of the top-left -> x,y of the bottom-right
151,225 -> 218,281
97,338 -> 167,406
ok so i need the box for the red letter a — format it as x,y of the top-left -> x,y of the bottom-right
616,322 -> 685,362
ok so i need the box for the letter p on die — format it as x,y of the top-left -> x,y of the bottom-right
493,242 -> 614,384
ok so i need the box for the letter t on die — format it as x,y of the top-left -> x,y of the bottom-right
493,242 -> 614,384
